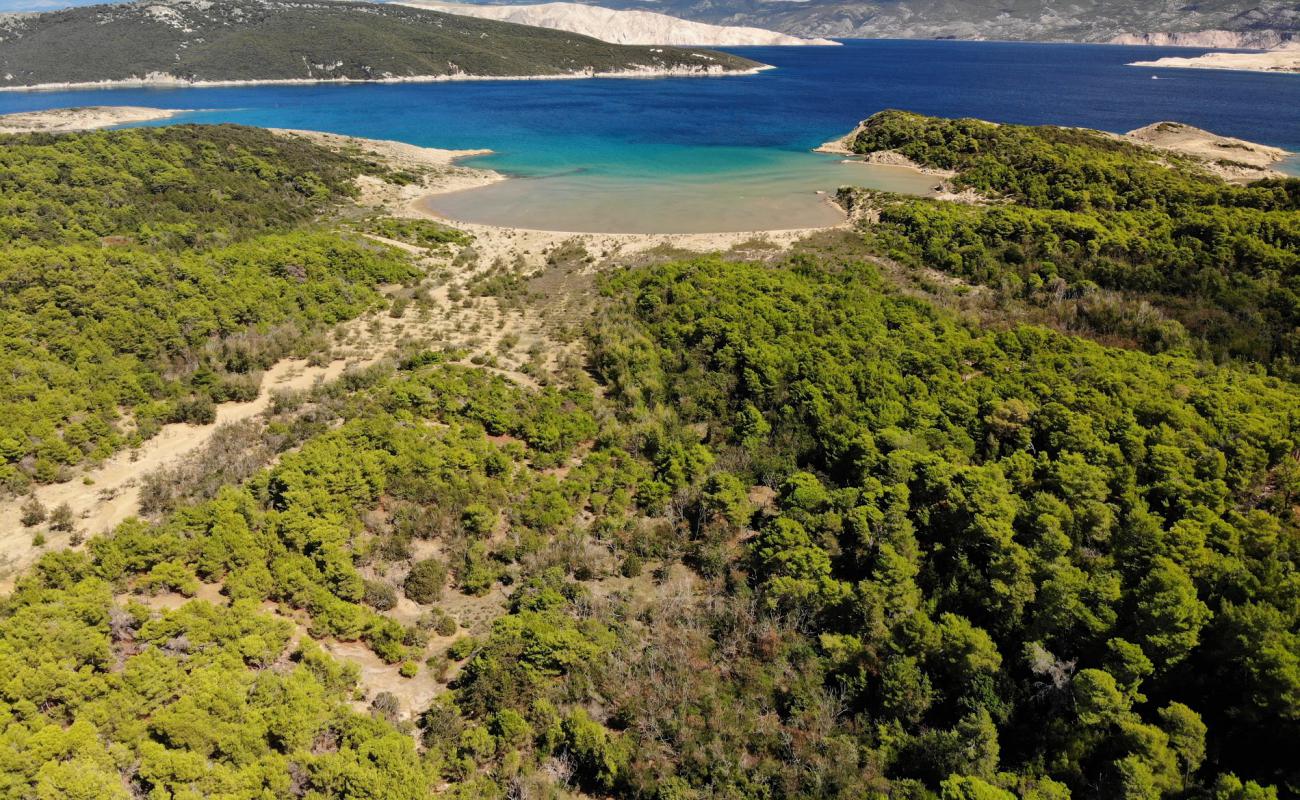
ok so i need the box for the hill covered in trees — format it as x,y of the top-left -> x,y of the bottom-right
0,125 -> 413,490
838,110 -> 1300,377
0,0 -> 761,89
0,115 -> 1297,800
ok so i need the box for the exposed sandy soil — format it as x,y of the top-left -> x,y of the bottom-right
1123,121 -> 1293,181
0,325 -> 400,591
0,105 -> 185,133
0,119 -> 831,711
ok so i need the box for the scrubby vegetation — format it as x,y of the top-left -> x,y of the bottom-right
363,217 -> 475,250
843,110 -> 1300,374
9,247 -> 1297,798
0,125 -> 413,490
1,115 -> 1298,800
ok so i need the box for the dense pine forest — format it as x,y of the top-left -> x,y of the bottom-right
0,117 -> 1297,800
840,111 -> 1300,374
0,126 -> 411,488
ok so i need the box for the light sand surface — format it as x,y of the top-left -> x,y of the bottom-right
1130,44 -> 1300,74
0,349 -> 383,591
0,105 -> 185,133
1123,121 -> 1292,181
413,202 -> 839,262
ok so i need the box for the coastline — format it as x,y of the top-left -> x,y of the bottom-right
1122,121 -> 1292,181
815,124 -> 954,175
0,63 -> 775,94
1128,45 -> 1300,75
817,117 -> 1293,186
0,105 -> 187,133
272,124 -> 845,257
0,120 -> 840,592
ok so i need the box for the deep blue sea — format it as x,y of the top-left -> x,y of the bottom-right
4,40 -> 1297,231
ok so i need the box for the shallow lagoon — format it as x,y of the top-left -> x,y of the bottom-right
421,155 -> 938,233
3,40 -> 1298,232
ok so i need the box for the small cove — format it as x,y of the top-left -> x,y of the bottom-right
421,153 -> 938,233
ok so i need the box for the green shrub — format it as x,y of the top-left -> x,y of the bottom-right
404,558 -> 448,604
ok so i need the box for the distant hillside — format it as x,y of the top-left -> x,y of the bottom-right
398,1 -> 838,46
442,0 -> 1300,45
0,0 -> 763,90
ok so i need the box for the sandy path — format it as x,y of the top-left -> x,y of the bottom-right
0,350 -> 380,590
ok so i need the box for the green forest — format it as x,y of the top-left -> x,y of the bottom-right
0,0 -> 759,88
0,117 -> 1297,800
0,125 -> 411,491
841,111 -> 1300,374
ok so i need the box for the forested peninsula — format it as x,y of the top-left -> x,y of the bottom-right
0,113 -> 1296,800
0,0 -> 762,90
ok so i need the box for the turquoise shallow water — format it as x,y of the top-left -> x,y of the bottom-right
2,40 -> 1298,231
422,153 -> 938,233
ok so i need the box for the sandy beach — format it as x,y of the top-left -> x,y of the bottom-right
294,126 -> 847,260
0,112 -> 842,592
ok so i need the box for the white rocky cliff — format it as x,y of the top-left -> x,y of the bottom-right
398,1 -> 838,46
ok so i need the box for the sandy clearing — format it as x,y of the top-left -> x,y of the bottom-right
0,348 -> 385,590
1123,121 -> 1293,181
411,208 -> 843,268
0,105 -> 187,134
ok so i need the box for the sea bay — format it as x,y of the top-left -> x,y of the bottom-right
4,39 -> 1298,231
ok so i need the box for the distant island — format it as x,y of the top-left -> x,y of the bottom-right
0,0 -> 764,90
1130,43 -> 1300,75
398,1 -> 838,46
